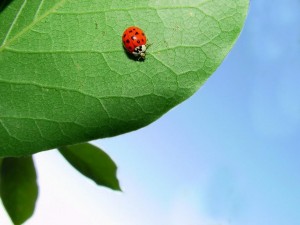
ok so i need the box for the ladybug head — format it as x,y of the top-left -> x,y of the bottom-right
133,45 -> 147,60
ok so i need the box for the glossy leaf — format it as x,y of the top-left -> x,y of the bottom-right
0,156 -> 38,225
59,143 -> 121,191
0,0 -> 249,156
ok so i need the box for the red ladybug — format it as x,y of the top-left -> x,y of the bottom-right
122,26 -> 147,60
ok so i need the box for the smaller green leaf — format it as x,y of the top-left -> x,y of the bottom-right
0,156 -> 38,225
59,143 -> 121,191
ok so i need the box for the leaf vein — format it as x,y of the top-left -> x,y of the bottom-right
33,0 -> 45,20
1,0 -> 28,47
4,48 -> 121,54
54,5 -> 211,16
0,0 -> 67,52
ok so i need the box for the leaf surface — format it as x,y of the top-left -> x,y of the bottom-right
59,143 -> 121,190
0,0 -> 249,156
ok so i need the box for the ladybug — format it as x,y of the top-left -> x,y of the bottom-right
122,26 -> 147,60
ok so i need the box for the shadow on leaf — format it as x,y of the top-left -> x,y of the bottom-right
0,0 -> 13,13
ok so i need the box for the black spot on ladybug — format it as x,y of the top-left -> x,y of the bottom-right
129,30 -> 133,33
135,32 -> 139,35
137,40 -> 140,44
129,46 -> 132,50
142,33 -> 145,36
133,28 -> 136,30
131,36 -> 136,40
142,39 -> 144,42
126,39 -> 130,43
123,34 -> 126,38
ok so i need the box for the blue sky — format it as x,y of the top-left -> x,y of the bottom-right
1,0 -> 300,224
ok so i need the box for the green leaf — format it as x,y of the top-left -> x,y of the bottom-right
0,156 -> 38,225
0,0 -> 249,156
58,143 -> 121,191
